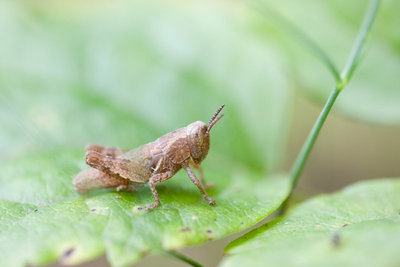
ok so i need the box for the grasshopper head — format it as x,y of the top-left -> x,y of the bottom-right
187,104 -> 224,164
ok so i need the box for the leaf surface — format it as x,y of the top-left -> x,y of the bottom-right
0,1 -> 291,266
222,179 -> 400,267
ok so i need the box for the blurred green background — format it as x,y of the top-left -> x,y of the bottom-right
1,0 -> 399,266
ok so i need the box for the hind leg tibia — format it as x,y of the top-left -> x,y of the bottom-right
73,168 -> 131,193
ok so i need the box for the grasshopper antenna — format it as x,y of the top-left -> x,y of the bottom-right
206,104 -> 225,134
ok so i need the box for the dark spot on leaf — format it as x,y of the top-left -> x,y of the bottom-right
34,209 -> 38,212
91,209 -> 96,212
180,226 -> 191,232
207,229 -> 212,234
214,218 -> 217,222
342,223 -> 350,227
264,223 -> 268,227
331,233 -> 340,247
240,222 -> 244,225
292,229 -> 296,232
64,248 -> 75,257
60,247 -> 75,263
138,207 -> 143,210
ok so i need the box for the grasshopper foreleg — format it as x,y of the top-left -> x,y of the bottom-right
183,164 -> 215,206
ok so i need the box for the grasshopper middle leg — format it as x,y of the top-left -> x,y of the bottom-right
146,171 -> 173,211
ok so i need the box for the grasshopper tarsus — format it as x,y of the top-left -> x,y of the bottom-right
145,203 -> 157,212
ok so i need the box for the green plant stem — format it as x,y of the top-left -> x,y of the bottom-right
249,0 -> 341,82
290,87 -> 340,188
281,0 -> 380,213
166,251 -> 204,267
340,0 -> 380,83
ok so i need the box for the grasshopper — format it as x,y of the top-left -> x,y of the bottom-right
73,104 -> 225,210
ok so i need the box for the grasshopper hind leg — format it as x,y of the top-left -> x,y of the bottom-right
73,168 -> 131,193
85,150 -> 148,183
86,144 -> 125,157
73,144 -> 135,193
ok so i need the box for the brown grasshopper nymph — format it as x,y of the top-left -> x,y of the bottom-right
73,104 -> 225,210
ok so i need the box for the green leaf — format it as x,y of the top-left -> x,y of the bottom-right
0,150 -> 291,267
252,0 -> 400,125
0,1 -> 292,266
221,179 -> 400,267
